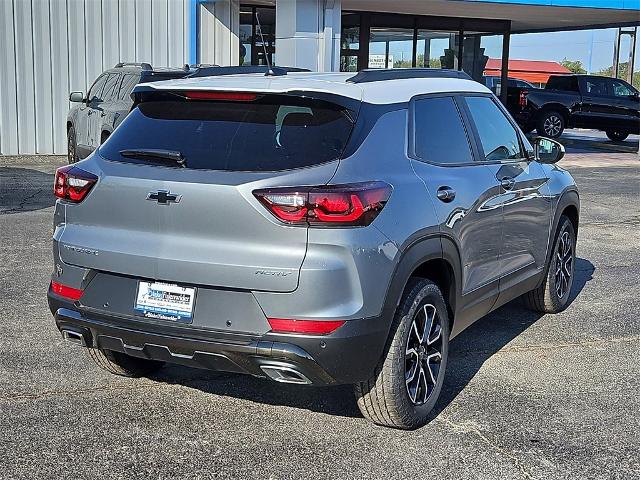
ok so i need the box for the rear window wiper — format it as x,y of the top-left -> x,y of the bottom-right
119,149 -> 186,167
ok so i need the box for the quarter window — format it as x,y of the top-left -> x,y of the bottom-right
413,96 -> 473,164
464,96 -> 523,162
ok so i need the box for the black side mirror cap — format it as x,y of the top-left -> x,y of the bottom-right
534,137 -> 565,164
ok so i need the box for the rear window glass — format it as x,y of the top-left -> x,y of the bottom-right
99,97 -> 355,171
545,76 -> 578,92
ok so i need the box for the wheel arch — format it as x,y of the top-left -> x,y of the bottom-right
538,104 -> 570,125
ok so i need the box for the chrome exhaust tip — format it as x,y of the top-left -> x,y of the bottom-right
61,329 -> 87,347
260,365 -> 312,385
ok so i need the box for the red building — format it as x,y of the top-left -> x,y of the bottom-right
484,58 -> 572,86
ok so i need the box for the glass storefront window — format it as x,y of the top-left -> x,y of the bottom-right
340,55 -> 358,72
416,31 -> 460,69
369,27 -> 414,69
239,6 -> 275,66
341,26 -> 360,50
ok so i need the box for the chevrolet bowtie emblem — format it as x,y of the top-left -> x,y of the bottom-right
146,190 -> 182,205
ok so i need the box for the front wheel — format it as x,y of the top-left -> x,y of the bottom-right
354,279 -> 449,429
536,110 -> 565,138
87,348 -> 164,377
522,215 -> 576,313
605,130 -> 629,142
67,126 -> 79,164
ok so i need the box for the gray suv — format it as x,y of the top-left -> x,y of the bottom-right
49,68 -> 579,429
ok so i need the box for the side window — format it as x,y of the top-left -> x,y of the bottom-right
87,74 -> 108,103
413,96 -> 473,165
584,77 -> 610,97
611,80 -> 635,97
117,74 -> 140,101
101,74 -> 121,102
464,96 -> 523,162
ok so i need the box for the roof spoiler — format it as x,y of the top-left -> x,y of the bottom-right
347,68 -> 471,84
187,65 -> 310,78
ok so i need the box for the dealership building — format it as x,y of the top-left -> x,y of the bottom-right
0,0 -> 638,155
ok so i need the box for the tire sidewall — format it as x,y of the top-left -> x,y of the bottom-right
67,127 -> 77,164
394,281 -> 450,424
547,217 -> 576,310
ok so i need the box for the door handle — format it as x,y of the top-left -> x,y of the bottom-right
436,186 -> 456,203
500,178 -> 516,190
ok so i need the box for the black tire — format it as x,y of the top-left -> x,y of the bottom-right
354,279 -> 449,430
67,126 -> 79,164
522,215 -> 576,313
87,348 -> 164,377
536,110 -> 565,138
605,130 -> 629,142
100,131 -> 110,144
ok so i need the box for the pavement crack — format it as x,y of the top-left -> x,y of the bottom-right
1,381 -> 160,401
436,415 -> 538,480
0,188 -> 44,214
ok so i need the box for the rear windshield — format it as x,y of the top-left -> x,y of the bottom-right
545,76 -> 578,92
99,96 -> 355,171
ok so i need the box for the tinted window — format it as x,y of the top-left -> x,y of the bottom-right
88,74 -> 108,102
611,80 -> 635,97
100,97 -> 355,171
413,97 -> 473,164
584,77 -> 609,96
117,74 -> 139,101
546,76 -> 578,92
101,73 -> 121,102
465,96 -> 523,162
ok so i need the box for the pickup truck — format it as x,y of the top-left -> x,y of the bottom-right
508,74 -> 639,141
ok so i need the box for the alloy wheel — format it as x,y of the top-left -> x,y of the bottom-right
554,230 -> 573,299
544,115 -> 562,137
405,303 -> 443,405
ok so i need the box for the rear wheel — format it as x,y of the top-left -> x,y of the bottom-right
536,110 -> 565,138
522,215 -> 576,313
67,126 -> 78,164
605,130 -> 629,142
354,279 -> 449,429
87,348 -> 164,377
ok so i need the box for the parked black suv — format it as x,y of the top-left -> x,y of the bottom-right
66,63 -> 194,163
508,74 -> 639,140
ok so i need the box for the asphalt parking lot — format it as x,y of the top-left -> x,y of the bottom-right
1,143 -> 639,480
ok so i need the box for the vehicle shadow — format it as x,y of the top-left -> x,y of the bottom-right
0,167 -> 56,214
151,258 -> 594,421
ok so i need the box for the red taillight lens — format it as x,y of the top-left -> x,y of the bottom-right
254,182 -> 392,227
50,281 -> 83,301
54,166 -> 98,203
267,318 -> 345,335
182,91 -> 258,101
519,90 -> 528,107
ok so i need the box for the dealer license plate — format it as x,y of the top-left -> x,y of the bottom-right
134,281 -> 195,323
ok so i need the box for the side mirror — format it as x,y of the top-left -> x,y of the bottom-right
69,91 -> 85,103
534,137 -> 565,164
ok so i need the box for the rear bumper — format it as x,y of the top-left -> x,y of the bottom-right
49,294 -> 390,385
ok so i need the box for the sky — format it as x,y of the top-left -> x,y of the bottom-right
482,28 -> 639,73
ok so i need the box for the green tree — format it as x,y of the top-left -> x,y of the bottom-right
560,58 -> 587,74
594,62 -> 640,90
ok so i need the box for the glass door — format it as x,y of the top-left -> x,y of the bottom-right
415,30 -> 460,69
368,27 -> 414,68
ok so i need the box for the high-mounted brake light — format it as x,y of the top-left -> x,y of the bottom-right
182,91 -> 258,101
54,166 -> 98,203
50,281 -> 83,301
519,90 -> 528,108
268,318 -> 345,335
254,182 -> 392,227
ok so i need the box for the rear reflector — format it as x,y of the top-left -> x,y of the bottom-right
50,281 -> 83,301
519,90 -> 528,107
254,182 -> 392,227
268,318 -> 345,335
182,91 -> 258,101
54,166 -> 98,203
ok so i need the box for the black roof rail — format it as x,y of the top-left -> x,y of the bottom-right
187,65 -> 310,78
114,62 -> 153,71
347,68 -> 471,84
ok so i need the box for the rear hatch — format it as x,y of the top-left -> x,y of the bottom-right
58,89 -> 357,293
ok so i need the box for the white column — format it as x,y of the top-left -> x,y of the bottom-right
276,0 -> 341,72
199,0 -> 240,66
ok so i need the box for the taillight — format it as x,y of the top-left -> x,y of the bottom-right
267,318 -> 345,335
54,166 -> 98,203
254,182 -> 392,227
519,90 -> 528,107
50,281 -> 83,301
